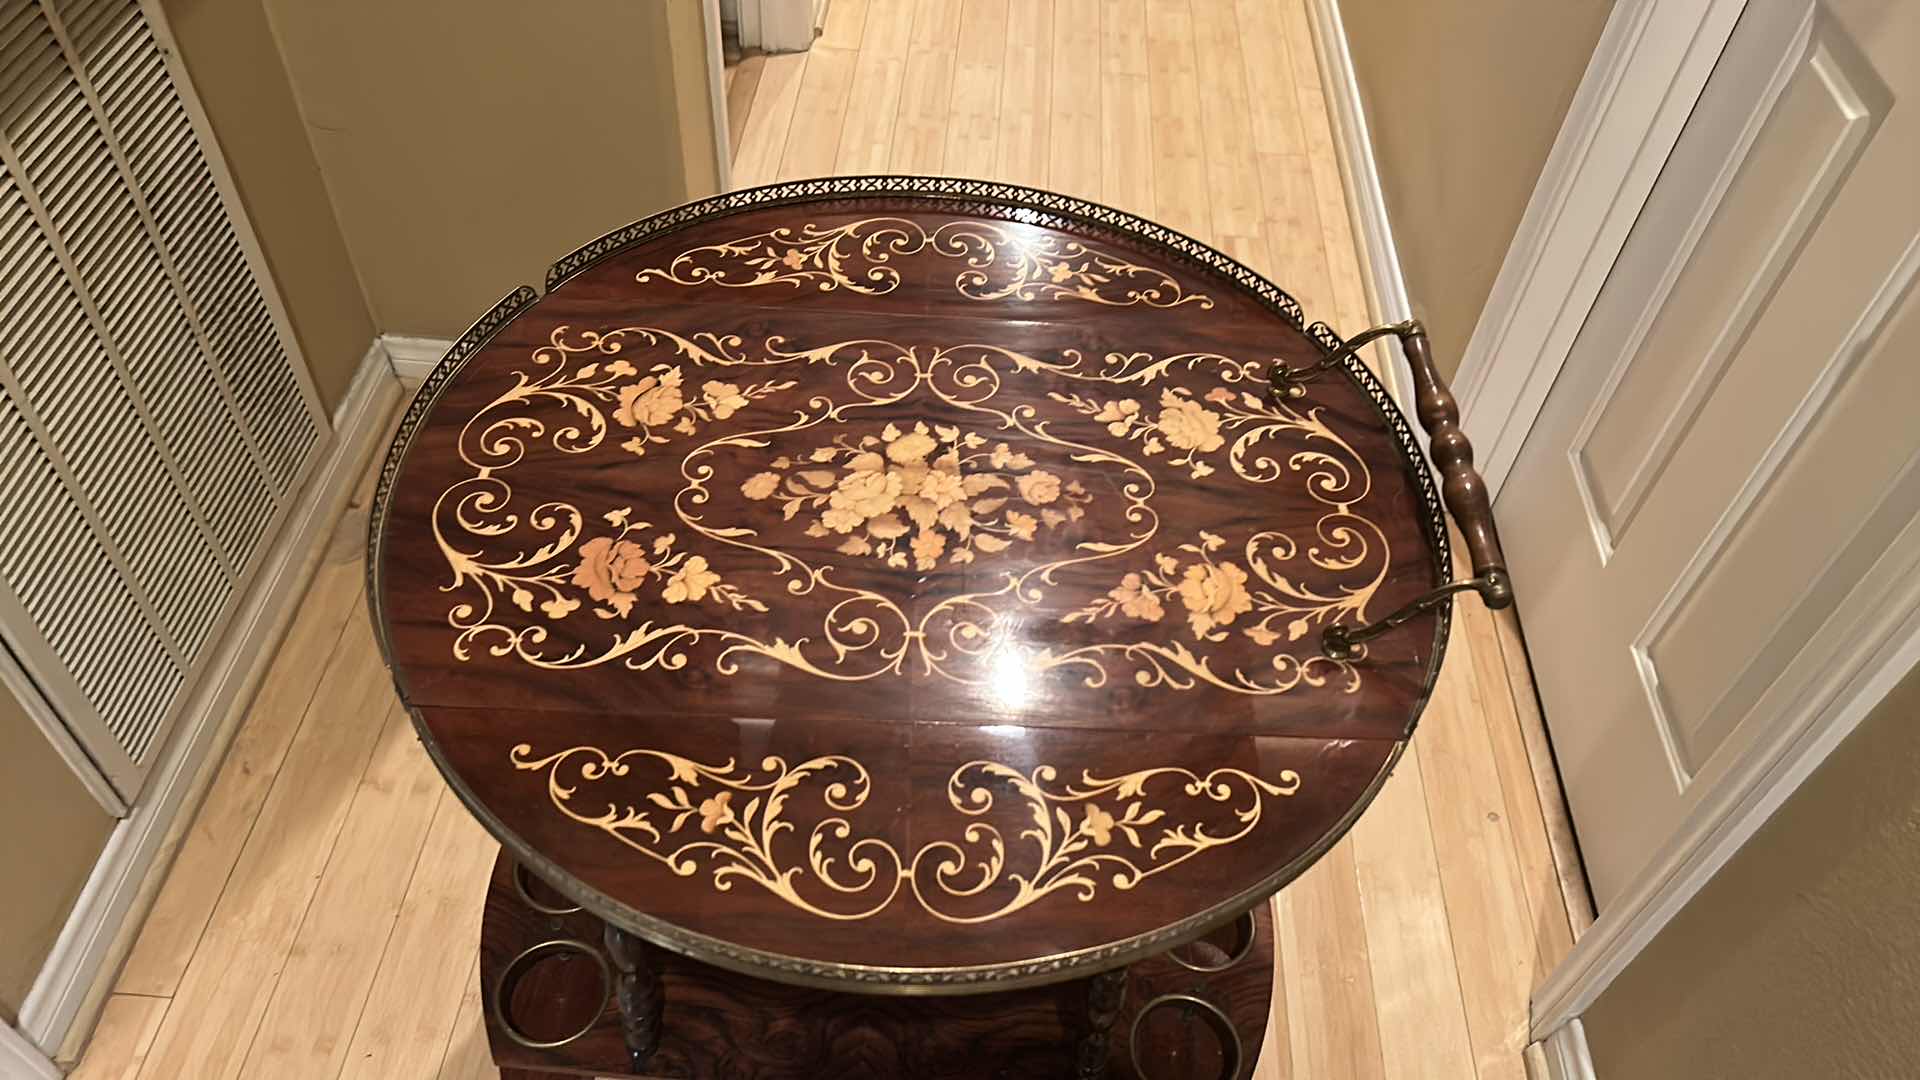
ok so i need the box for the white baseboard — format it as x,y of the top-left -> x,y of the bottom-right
1303,0 -> 1416,410
0,1021 -> 57,1080
15,341 -> 402,1060
1533,1019 -> 1598,1080
378,333 -> 454,384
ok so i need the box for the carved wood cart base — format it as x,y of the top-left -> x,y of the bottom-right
482,854 -> 1271,1080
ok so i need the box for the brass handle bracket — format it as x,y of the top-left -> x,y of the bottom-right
1267,321 -> 1415,402
1277,319 -> 1515,660
1322,573 -> 1510,661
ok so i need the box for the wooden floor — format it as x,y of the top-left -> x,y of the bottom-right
71,3 -> 1584,1078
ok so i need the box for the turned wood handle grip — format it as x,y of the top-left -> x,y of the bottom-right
1397,321 -> 1513,609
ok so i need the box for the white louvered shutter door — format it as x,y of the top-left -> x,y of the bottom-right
0,0 -> 325,801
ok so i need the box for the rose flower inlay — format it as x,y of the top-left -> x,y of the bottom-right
740,420 -> 1092,570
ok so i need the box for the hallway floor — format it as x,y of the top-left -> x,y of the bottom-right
72,2 -> 1585,1077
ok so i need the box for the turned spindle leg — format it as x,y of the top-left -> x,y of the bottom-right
602,923 -> 662,1072
1076,966 -> 1129,1079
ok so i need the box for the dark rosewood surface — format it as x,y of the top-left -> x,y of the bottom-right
373,185 -> 1447,990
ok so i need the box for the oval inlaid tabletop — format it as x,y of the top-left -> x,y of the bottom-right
370,178 -> 1451,993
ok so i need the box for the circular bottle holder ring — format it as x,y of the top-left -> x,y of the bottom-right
512,860 -> 584,916
1128,993 -> 1244,1080
1166,908 -> 1258,973
491,938 -> 611,1050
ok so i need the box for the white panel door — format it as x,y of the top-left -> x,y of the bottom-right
1500,0 -> 1918,907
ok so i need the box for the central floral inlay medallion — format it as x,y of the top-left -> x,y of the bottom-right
739,421 -> 1091,570
417,219 -> 1398,698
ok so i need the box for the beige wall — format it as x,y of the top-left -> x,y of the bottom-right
1343,0 -> 1614,373
160,0 -> 721,403
261,0 -> 721,340
1583,660 -> 1920,1077
0,0 -> 717,1024
160,0 -> 376,414
3,0 -> 358,1018
0,688 -> 114,1021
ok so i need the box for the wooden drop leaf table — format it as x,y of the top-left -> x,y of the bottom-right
368,177 -> 1511,1080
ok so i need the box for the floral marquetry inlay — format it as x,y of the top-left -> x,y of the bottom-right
634,216 -> 1214,309
376,183 -> 1457,990
511,742 -> 1303,923
425,317 -> 1393,696
738,421 -> 1091,571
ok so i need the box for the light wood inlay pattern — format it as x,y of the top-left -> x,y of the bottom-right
71,6 -> 1582,1077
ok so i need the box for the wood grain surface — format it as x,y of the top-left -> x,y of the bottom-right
371,185 -> 1449,990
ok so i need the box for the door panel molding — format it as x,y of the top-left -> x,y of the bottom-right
1450,0 -> 1752,496
1531,238 -> 1920,1040
1567,9 -> 1876,560
1637,235 -> 1917,781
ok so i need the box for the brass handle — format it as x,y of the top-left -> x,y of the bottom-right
1279,320 -> 1512,661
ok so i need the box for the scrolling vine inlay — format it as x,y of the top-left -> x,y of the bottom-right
634,217 -> 1215,308
376,184 -> 1460,989
511,743 -> 1303,923
429,319 -> 1391,695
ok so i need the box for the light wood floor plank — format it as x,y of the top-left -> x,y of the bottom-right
1101,0 -> 1149,77
1098,0 -> 1153,218
1191,0 -> 1270,261
1047,0 -> 1102,200
780,43 -> 859,181
1249,898 -> 1293,1080
337,789 -> 498,1080
433,957 -> 493,1080
68,994 -> 167,1080
1143,0 -> 1211,238
732,51 -> 810,188
114,552 -> 367,997
1238,0 -> 1306,155
1256,150 -> 1337,323
134,615 -> 398,1080
1277,840 -> 1387,1079
725,54 -> 767,165
1418,612 -> 1538,1080
1455,557 -> 1578,975
910,0 -> 963,45
1349,743 -> 1479,1079
1277,0 -> 1322,93
1276,0 -> 1370,332
239,703 -> 443,1079
833,1 -> 916,172
993,0 -> 1052,186
818,0 -> 870,51
1493,609 -> 1596,939
888,0 -> 962,173
944,0 -> 1008,177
